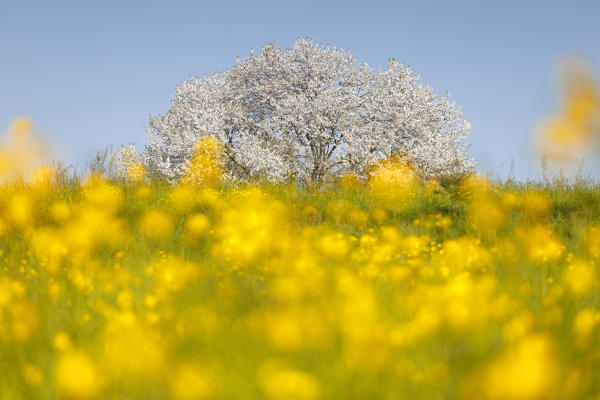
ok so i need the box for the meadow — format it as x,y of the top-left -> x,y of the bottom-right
1,127 -> 600,400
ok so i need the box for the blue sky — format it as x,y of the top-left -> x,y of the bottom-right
1,0 -> 599,179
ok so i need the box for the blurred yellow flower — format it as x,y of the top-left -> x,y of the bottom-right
337,172 -> 362,191
169,363 -> 216,400
10,116 -> 33,136
101,311 -> 166,382
125,162 -> 146,183
520,190 -> 550,220
29,164 -> 56,192
0,117 -> 49,181
185,213 -> 210,240
517,224 -> 564,264
582,224 -> 600,259
537,58 -> 600,162
82,179 -> 124,213
459,173 -> 492,199
168,184 -> 200,214
50,201 -> 72,222
500,191 -> 521,210
502,311 -> 534,343
139,209 -> 174,240
54,350 -> 103,399
563,258 -> 597,297
10,300 -> 39,342
573,308 -> 600,349
368,156 -> 419,211
53,331 -> 72,351
23,363 -> 43,387
467,198 -> 506,234
466,334 -> 559,400
257,361 -> 321,400
181,136 -> 224,186
212,188 -> 289,265
5,193 -> 34,228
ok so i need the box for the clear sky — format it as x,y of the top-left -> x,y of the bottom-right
1,0 -> 599,179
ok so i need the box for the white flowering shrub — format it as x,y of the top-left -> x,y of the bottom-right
144,38 -> 474,186
117,144 -> 145,182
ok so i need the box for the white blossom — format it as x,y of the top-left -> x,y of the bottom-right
117,143 -> 144,179
144,38 -> 475,185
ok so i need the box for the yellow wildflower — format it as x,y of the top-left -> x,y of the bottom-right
181,136 -> 224,186
54,350 -> 103,399
368,156 -> 419,211
563,258 -> 597,297
257,360 -> 321,400
466,334 -> 559,400
139,209 -> 174,240
23,363 -> 43,387
169,363 -> 216,400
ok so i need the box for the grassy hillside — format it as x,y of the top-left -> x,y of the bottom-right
0,165 -> 600,399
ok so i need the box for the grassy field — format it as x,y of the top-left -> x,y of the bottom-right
0,157 -> 599,400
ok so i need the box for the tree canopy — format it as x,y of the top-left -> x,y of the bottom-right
142,38 -> 474,186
